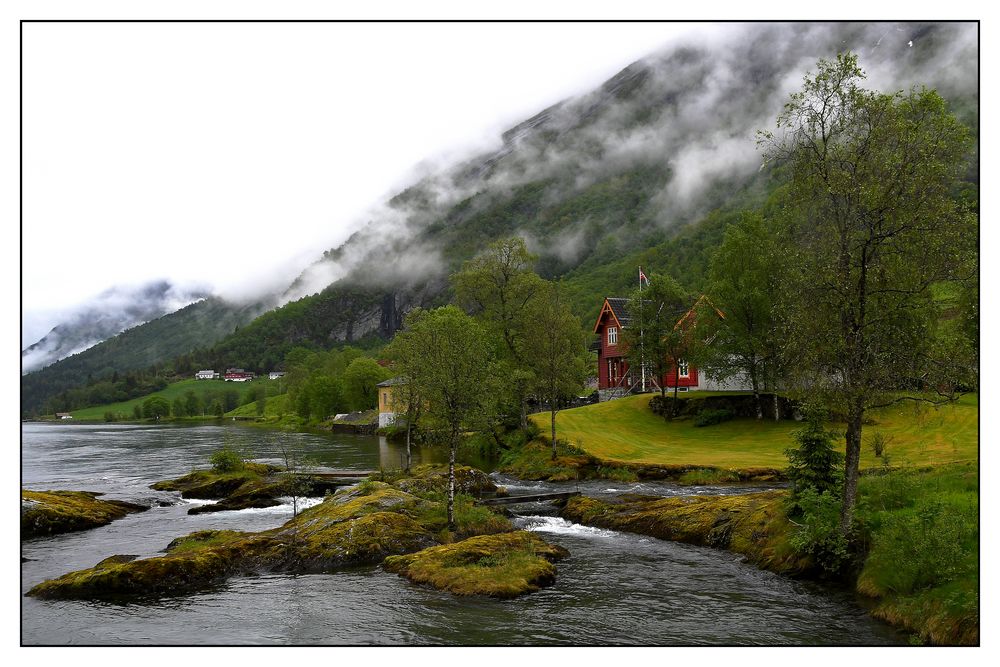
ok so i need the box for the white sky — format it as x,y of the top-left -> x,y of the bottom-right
20,21 -> 720,342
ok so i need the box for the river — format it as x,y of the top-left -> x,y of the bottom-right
21,422 -> 904,645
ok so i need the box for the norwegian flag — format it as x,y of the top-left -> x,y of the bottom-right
639,267 -> 650,287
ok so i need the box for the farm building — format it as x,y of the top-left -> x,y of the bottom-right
195,370 -> 220,380
224,368 -> 255,382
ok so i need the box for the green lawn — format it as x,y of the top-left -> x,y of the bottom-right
533,393 -> 978,469
70,378 -> 278,420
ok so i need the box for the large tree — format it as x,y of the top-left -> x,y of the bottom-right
759,53 -> 977,535
523,283 -> 589,458
702,211 -> 789,420
343,357 -> 391,410
452,237 -> 545,428
393,306 -> 500,530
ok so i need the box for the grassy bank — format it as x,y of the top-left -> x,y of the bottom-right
532,393 -> 977,469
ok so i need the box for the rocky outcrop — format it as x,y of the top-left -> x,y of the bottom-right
21,490 -> 148,538
383,531 -> 569,598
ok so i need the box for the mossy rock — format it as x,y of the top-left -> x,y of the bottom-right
562,490 -> 811,576
27,485 -> 437,600
21,490 -> 148,538
393,465 -> 498,497
383,531 -> 569,598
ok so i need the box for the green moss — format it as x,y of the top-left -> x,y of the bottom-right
677,468 -> 741,485
21,490 -> 147,538
383,531 -> 569,598
28,485 -> 437,600
407,493 -> 513,541
164,530 -> 252,554
562,491 -> 809,575
392,464 -> 499,497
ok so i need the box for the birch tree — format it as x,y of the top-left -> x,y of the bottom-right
759,53 -> 977,536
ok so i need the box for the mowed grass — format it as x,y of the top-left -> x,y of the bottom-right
533,393 -> 978,469
70,379 -> 273,420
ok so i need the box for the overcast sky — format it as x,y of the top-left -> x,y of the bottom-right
20,21 -> 727,343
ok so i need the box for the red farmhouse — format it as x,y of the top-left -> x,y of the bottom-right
592,297 -> 701,400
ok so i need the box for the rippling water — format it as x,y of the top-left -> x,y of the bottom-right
21,422 -> 904,645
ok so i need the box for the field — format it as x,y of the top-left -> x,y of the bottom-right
531,392 -> 978,470
70,378 -> 278,420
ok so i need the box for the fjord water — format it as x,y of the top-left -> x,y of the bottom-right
21,422 -> 903,645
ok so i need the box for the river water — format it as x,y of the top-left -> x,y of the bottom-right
21,422 -> 904,645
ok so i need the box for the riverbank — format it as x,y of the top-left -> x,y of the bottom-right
561,461 -> 978,645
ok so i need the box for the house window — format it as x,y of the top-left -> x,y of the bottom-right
678,359 -> 689,378
607,327 -> 618,345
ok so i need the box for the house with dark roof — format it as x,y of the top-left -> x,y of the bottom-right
592,295 -> 750,401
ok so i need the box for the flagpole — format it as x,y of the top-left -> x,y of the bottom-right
639,266 -> 646,393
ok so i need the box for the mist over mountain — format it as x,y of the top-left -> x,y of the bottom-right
21,281 -> 212,374
284,22 -> 977,304
22,21 -> 977,415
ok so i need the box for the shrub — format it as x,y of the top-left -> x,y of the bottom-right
788,487 -> 852,576
784,405 -> 844,496
209,447 -> 245,473
860,497 -> 977,596
103,411 -> 116,423
693,408 -> 734,427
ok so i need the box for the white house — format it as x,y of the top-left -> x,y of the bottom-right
195,370 -> 220,380
268,371 -> 285,380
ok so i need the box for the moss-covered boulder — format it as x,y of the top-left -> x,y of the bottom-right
21,490 -> 148,538
383,531 -> 569,598
152,464 -> 337,514
562,490 -> 811,575
27,485 -> 438,600
392,464 -> 499,496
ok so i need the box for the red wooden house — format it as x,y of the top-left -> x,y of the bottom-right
592,296 -> 705,399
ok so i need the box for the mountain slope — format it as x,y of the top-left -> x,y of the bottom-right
21,22 -> 978,415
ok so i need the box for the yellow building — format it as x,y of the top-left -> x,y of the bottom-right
377,377 -> 406,428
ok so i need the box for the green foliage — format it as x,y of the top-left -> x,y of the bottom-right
761,52 -> 977,530
103,411 -> 117,423
141,395 -> 170,420
787,487 -> 851,576
701,210 -> 789,414
209,447 -> 245,474
784,407 -> 844,497
677,468 -> 741,485
343,357 -> 391,411
693,408 -> 734,427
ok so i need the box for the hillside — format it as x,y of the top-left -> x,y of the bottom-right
21,298 -> 262,415
21,22 -> 978,416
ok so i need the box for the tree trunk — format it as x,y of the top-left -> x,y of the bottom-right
670,381 -> 679,420
405,419 -> 412,474
773,392 -> 780,422
840,400 -> 864,537
520,396 -> 528,430
447,430 -> 457,532
750,368 -> 763,420
550,406 -> 558,460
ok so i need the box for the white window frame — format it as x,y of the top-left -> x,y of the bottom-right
678,359 -> 689,378
607,327 -> 618,345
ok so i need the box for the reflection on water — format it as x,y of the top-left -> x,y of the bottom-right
21,422 -> 903,645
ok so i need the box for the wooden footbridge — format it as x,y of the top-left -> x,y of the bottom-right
475,491 -> 580,506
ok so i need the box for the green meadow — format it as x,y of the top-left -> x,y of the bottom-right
532,392 -> 977,470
